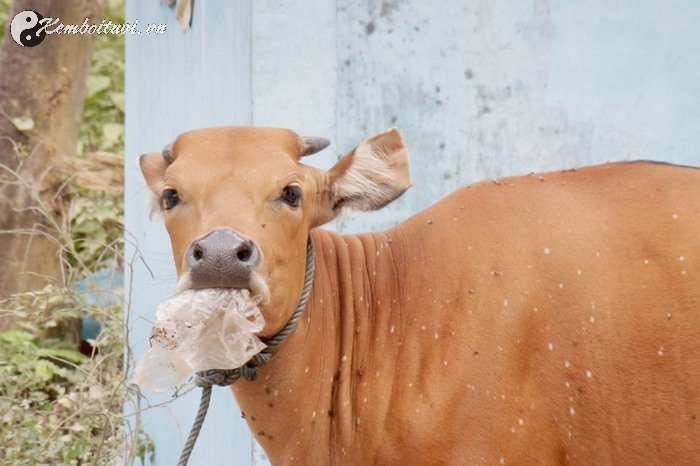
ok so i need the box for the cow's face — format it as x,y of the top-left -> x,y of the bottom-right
140,126 -> 410,335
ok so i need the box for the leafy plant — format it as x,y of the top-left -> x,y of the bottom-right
0,285 -> 154,465
78,0 -> 125,155
65,0 -> 126,281
66,189 -> 124,280
0,1 -> 155,464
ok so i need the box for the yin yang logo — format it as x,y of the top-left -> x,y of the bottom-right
10,10 -> 47,47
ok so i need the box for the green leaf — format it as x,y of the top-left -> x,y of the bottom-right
110,92 -> 125,113
86,75 -> 111,98
10,117 -> 34,132
34,361 -> 54,382
102,123 -> 124,148
38,347 -> 86,365
0,330 -> 35,346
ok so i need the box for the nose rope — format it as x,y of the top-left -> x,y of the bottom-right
177,236 -> 315,466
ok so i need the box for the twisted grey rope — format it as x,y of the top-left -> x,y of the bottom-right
177,237 -> 315,466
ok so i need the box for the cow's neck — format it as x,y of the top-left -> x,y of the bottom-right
231,226 -> 410,464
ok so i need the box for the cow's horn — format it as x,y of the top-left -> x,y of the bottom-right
162,143 -> 174,164
301,136 -> 330,157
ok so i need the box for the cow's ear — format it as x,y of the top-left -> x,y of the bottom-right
325,128 -> 411,216
140,151 -> 170,195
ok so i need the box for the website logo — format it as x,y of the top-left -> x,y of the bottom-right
11,10 -> 47,47
9,11 -> 166,47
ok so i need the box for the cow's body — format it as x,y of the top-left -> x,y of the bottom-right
141,128 -> 700,465
233,161 -> 700,465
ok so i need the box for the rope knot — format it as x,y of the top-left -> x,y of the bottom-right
240,364 -> 260,381
194,368 -> 242,388
194,354 -> 271,387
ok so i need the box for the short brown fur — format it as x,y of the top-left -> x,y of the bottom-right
141,126 -> 700,465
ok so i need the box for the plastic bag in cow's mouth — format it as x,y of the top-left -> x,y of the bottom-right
132,288 -> 266,392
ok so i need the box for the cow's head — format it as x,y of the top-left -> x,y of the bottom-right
140,126 -> 410,335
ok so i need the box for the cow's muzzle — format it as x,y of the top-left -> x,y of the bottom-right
184,229 -> 261,290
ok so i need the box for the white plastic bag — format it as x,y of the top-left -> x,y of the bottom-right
133,288 -> 266,392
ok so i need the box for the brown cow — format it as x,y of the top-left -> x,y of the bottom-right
140,126 -> 700,465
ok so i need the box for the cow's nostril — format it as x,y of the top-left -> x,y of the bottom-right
192,244 -> 204,261
236,244 -> 253,263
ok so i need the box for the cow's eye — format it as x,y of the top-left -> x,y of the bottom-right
160,188 -> 180,210
280,184 -> 302,208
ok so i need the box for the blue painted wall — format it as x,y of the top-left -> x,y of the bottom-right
125,1 -> 700,464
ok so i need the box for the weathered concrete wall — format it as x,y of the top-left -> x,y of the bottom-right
252,0 -> 699,234
126,1 -> 700,464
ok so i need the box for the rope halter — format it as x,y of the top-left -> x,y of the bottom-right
178,236 -> 315,466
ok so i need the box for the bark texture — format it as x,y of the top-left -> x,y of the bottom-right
0,0 -> 103,299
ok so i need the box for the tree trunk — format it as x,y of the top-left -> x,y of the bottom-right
0,0 -> 103,303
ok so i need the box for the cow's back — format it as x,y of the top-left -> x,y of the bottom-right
372,162 -> 700,464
